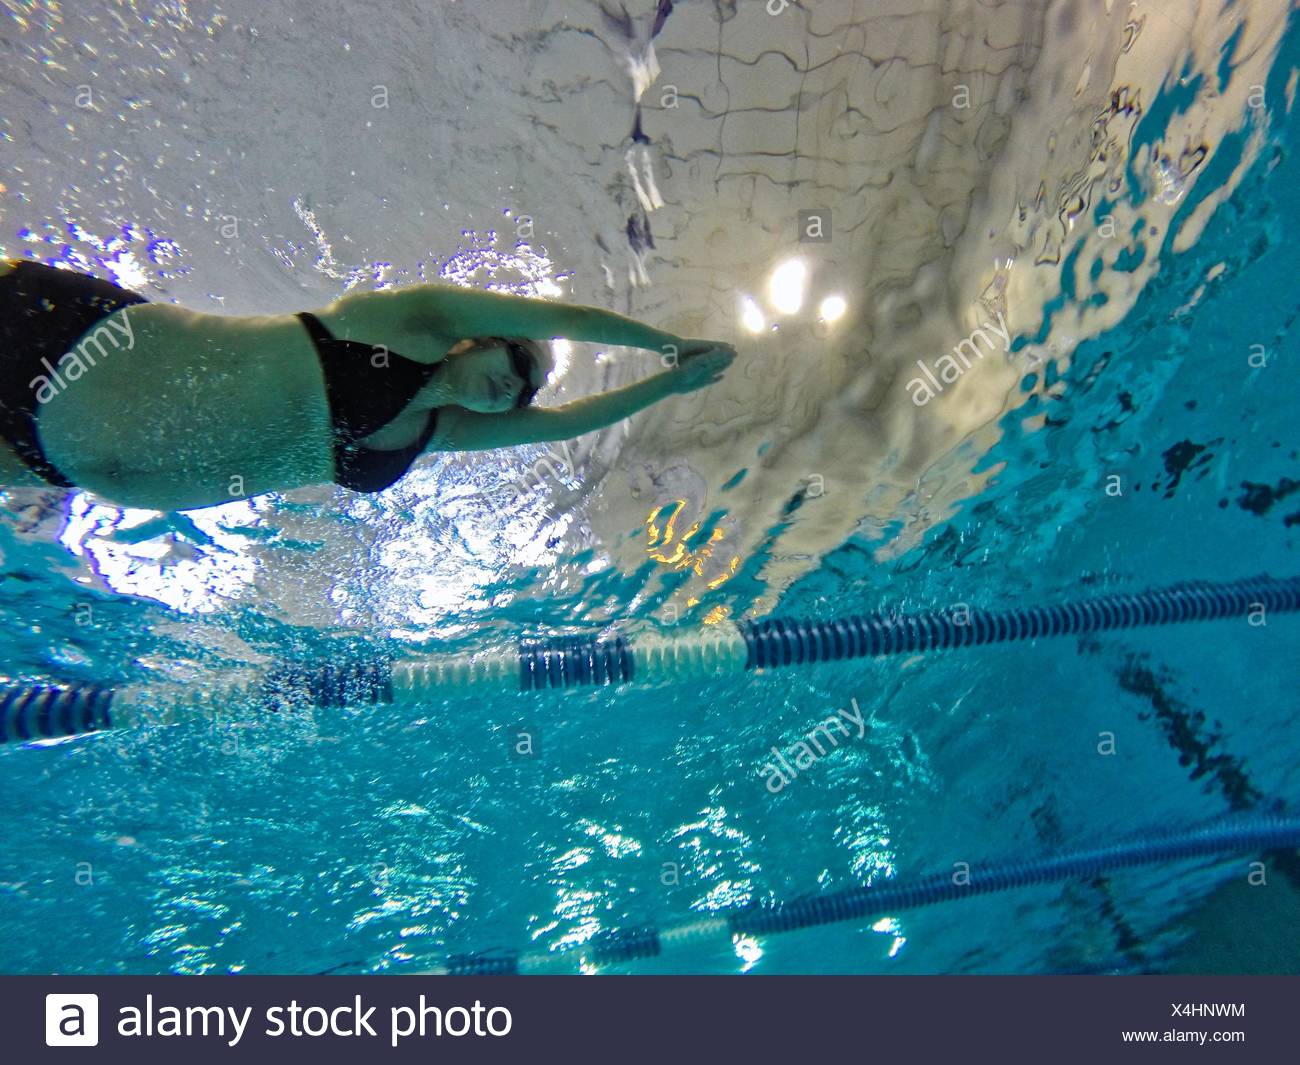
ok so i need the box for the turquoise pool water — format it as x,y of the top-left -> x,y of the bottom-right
2,3 -> 1299,975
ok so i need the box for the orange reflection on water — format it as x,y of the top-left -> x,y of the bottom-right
645,501 -> 742,622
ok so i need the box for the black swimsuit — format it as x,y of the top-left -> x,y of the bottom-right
0,263 -> 439,494
0,261 -> 147,487
294,312 -> 441,493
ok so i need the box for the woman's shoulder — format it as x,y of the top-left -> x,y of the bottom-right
311,289 -> 461,365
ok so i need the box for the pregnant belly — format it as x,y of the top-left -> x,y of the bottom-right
35,305 -> 335,509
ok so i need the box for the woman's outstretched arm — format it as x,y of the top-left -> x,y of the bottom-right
337,283 -> 684,355
433,343 -> 734,452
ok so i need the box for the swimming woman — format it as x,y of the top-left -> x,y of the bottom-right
0,259 -> 735,511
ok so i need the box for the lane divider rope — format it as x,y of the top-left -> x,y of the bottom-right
2,573 -> 1296,745
419,813 -> 1300,974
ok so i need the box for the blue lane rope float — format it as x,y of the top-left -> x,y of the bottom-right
1,573 -> 1297,745
0,683 -> 113,745
450,572 -> 1300,692
418,813 -> 1300,974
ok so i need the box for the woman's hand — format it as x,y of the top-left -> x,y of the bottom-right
667,340 -> 736,394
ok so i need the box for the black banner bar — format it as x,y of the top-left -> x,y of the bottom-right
6,974 -> 1294,1062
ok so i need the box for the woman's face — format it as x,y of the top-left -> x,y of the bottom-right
448,342 -> 531,413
